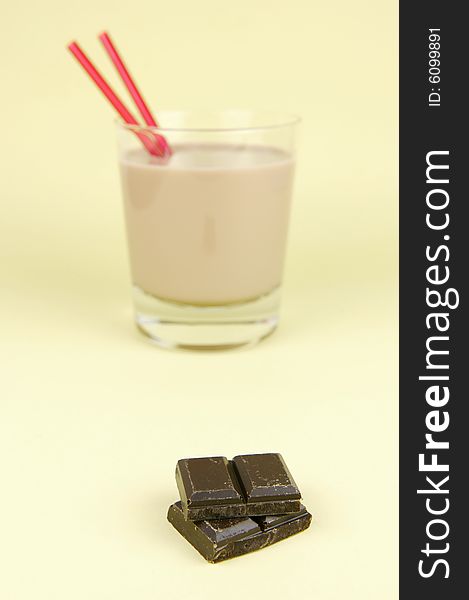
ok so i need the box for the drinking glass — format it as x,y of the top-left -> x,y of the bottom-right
116,110 -> 300,349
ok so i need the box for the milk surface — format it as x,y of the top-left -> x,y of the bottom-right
119,144 -> 295,305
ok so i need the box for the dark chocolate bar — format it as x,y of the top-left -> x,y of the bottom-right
167,501 -> 312,563
176,453 -> 302,520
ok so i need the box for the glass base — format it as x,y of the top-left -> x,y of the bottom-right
133,285 -> 281,350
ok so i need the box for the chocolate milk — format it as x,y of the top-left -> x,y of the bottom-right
119,144 -> 295,305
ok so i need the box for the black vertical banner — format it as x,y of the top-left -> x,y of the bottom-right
400,2 -> 466,598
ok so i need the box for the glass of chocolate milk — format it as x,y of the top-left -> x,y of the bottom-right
116,110 -> 299,349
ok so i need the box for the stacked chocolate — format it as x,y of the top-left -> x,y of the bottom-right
167,453 -> 312,563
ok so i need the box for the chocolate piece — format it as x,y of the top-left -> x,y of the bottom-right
176,453 -> 302,520
167,501 -> 312,563
232,453 -> 301,515
176,457 -> 246,519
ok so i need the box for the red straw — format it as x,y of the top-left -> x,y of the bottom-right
67,41 -> 168,157
98,32 -> 171,156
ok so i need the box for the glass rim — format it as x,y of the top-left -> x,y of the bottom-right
116,109 -> 301,133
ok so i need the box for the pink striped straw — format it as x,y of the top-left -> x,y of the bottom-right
98,32 -> 171,156
67,41 -> 168,157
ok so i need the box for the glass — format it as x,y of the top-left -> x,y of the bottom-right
116,110 -> 300,350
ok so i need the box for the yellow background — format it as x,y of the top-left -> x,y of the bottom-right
0,1 -> 397,599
